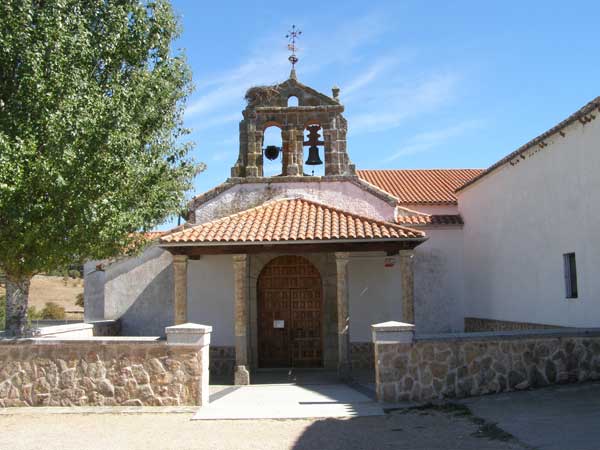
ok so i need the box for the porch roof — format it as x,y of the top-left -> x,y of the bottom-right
160,197 -> 426,254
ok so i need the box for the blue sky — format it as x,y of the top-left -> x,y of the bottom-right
166,0 -> 599,226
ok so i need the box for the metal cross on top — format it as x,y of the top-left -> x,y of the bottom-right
286,25 -> 302,68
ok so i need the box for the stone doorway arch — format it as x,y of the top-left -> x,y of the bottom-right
257,255 -> 323,368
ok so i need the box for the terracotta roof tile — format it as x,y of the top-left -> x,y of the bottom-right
357,169 -> 483,205
160,198 -> 425,244
141,231 -> 169,240
396,214 -> 464,226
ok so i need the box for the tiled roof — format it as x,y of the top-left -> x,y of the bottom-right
396,214 -> 464,226
457,96 -> 600,192
160,198 -> 425,244
357,169 -> 484,205
142,231 -> 170,240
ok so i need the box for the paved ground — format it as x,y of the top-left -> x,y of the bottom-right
196,383 -> 384,419
199,369 -> 382,420
0,407 -> 525,450
2,381 -> 600,449
461,381 -> 600,450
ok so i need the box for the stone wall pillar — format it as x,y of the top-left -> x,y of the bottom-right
335,252 -> 351,380
399,250 -> 415,324
233,254 -> 250,385
173,255 -> 188,325
231,120 -> 248,177
371,321 -> 415,402
166,323 -> 213,406
282,127 -> 302,176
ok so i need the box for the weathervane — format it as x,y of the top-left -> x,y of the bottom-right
286,25 -> 302,70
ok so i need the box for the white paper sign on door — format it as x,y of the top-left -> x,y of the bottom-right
273,320 -> 284,328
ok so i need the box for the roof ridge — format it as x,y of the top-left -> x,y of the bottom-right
284,197 -> 423,234
457,95 -> 600,192
165,197 -> 291,240
161,196 -> 424,242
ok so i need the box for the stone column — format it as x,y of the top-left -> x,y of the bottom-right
335,252 -> 351,380
233,254 -> 250,385
399,250 -> 415,324
282,127 -> 302,176
172,254 -> 188,325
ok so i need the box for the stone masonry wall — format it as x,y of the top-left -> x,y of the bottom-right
351,342 -> 374,369
464,317 -> 563,332
0,339 -> 206,407
375,330 -> 600,403
209,346 -> 235,378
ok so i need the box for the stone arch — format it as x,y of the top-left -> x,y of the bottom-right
287,95 -> 299,107
262,124 -> 284,176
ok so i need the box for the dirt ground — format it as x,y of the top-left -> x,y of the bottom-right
0,407 -> 527,450
0,275 -> 83,316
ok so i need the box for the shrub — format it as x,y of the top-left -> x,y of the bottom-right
28,306 -> 43,321
68,269 -> 81,279
40,302 -> 66,320
75,293 -> 84,308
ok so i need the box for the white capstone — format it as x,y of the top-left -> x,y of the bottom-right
372,321 -> 414,344
166,322 -> 212,346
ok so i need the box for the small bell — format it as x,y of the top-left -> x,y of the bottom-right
264,145 -> 281,161
305,146 -> 323,165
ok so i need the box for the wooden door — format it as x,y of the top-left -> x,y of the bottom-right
257,255 -> 323,368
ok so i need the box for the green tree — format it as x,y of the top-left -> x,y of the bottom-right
0,1 -> 199,336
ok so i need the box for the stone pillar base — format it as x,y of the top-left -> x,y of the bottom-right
234,365 -> 250,385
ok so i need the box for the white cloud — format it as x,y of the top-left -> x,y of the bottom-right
385,119 -> 484,162
342,56 -> 398,97
187,112 -> 240,132
347,73 -> 462,134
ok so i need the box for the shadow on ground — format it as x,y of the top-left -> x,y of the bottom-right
290,405 -> 526,450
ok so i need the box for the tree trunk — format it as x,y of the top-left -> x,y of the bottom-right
5,276 -> 31,337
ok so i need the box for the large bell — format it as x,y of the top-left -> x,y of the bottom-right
305,146 -> 323,165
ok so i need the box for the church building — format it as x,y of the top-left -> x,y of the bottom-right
84,67 -> 600,385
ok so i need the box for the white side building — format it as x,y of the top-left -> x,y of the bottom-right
458,96 -> 600,328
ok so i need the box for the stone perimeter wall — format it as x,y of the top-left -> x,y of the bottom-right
351,342 -> 374,369
464,317 -> 563,332
209,346 -> 235,377
375,330 -> 600,403
0,339 -> 206,407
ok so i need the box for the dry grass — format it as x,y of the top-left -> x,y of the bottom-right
0,275 -> 83,317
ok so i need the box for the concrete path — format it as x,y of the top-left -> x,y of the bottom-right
195,383 -> 384,420
461,381 -> 600,450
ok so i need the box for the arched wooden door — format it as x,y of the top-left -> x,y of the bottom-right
257,255 -> 323,368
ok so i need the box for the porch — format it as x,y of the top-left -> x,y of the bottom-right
159,197 -> 427,385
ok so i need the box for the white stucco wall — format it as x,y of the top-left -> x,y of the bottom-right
401,205 -> 460,215
459,116 -> 600,327
194,180 -> 396,224
187,255 -> 235,346
414,228 -> 466,333
346,227 -> 467,338
348,253 -> 403,342
84,246 -> 175,336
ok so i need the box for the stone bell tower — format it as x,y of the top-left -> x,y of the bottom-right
230,72 -> 355,179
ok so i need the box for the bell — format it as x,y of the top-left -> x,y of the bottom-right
305,146 -> 323,165
264,145 -> 281,161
